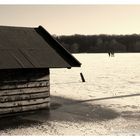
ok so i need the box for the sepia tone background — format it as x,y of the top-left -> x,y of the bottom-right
0,5 -> 140,35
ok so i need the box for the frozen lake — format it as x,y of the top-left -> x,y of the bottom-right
1,53 -> 140,135
50,53 -> 140,135
51,53 -> 140,102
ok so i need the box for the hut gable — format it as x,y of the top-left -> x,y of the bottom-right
0,25 -> 81,69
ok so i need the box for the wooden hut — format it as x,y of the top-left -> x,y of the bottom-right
0,25 -> 81,116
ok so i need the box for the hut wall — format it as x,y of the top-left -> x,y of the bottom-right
0,68 -> 50,116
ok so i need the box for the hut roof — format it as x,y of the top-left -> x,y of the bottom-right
0,25 -> 81,69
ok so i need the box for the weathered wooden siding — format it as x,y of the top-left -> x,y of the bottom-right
0,69 -> 50,115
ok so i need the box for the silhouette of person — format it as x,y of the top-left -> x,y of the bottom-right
108,52 -> 111,57
111,51 -> 114,57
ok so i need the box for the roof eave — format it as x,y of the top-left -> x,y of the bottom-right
34,25 -> 81,68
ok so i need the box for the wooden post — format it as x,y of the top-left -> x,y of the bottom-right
80,72 -> 85,82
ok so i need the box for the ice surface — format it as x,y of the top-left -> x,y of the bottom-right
1,53 -> 140,135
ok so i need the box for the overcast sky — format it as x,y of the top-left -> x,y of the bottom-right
0,5 -> 140,35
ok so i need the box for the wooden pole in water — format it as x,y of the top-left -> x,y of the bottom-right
80,72 -> 85,82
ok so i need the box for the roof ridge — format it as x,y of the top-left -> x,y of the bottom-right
0,25 -> 35,29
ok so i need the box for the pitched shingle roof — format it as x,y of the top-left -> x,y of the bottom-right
0,25 -> 81,69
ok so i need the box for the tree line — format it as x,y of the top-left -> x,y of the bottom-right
54,34 -> 140,53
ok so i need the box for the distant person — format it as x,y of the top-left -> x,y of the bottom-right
108,51 -> 115,57
111,52 -> 115,57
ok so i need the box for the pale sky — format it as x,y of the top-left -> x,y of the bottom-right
0,5 -> 140,35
